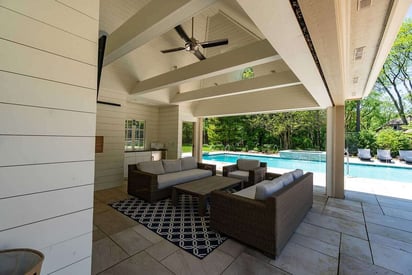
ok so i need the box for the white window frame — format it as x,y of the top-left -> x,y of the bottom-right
124,119 -> 145,150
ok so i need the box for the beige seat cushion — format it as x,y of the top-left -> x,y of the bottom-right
233,184 -> 258,199
228,170 -> 249,182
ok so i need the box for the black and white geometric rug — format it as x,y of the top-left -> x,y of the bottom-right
110,194 -> 227,259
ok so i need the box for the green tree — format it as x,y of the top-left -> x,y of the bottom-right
375,20 -> 412,124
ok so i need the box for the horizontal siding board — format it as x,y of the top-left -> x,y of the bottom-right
56,0 -> 99,20
50,256 -> 91,275
0,136 -> 95,166
0,7 -> 96,65
0,71 -> 96,112
0,161 -> 94,198
0,39 -> 96,89
42,233 -> 92,274
0,185 -> 93,231
0,104 -> 96,136
0,209 -> 93,250
0,0 -> 98,42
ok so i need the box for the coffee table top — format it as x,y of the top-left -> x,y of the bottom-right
173,176 -> 242,196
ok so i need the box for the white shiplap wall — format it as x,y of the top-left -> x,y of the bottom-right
158,106 -> 181,159
94,72 -> 160,190
0,1 -> 98,274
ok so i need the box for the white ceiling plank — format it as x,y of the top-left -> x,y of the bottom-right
171,71 -> 300,103
191,85 -> 319,117
236,0 -> 332,108
103,0 -> 217,66
132,39 -> 280,95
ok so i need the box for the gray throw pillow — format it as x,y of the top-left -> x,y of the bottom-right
137,160 -> 165,175
162,159 -> 182,173
181,157 -> 197,170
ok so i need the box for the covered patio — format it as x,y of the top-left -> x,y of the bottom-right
1,0 -> 411,274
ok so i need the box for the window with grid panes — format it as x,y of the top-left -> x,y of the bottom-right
124,119 -> 145,150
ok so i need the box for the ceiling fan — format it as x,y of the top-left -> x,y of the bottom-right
161,18 -> 229,61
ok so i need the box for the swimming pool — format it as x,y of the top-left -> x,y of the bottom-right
202,153 -> 412,183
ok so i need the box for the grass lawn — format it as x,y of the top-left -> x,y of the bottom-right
182,144 -> 211,153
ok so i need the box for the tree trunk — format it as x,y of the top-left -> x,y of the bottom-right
356,101 -> 361,132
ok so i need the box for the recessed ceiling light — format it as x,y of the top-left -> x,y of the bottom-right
353,77 -> 359,84
354,47 -> 365,60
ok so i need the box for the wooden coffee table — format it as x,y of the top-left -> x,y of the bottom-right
172,176 -> 242,216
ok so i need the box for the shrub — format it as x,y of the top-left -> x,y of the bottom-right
376,128 -> 412,156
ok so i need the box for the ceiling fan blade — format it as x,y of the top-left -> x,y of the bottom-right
174,25 -> 191,43
161,47 -> 185,53
199,38 -> 229,48
192,49 -> 206,61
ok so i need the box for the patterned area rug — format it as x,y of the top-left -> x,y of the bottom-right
110,194 -> 227,259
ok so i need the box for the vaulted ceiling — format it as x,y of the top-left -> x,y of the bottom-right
99,0 -> 411,117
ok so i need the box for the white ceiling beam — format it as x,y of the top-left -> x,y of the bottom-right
191,85 -> 319,117
236,0 -> 332,108
132,39 -> 280,95
103,0 -> 217,66
171,71 -> 300,103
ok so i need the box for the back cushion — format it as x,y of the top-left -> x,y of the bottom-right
291,169 -> 304,180
255,179 -> 284,200
137,160 -> 165,175
181,157 -> 197,170
162,159 -> 182,173
237,159 -> 260,171
279,172 -> 294,186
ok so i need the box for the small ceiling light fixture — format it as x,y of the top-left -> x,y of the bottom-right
358,0 -> 372,10
354,47 -> 365,60
353,76 -> 359,84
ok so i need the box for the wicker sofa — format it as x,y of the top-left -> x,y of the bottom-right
223,159 -> 267,188
210,171 -> 313,258
128,157 -> 216,203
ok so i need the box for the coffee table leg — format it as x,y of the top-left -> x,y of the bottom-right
172,188 -> 178,206
198,196 -> 206,216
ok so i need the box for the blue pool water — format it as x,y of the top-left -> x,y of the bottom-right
203,153 -> 412,183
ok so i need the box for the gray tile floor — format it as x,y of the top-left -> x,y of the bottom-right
92,184 -> 412,274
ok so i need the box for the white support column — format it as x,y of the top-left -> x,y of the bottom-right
193,118 -> 203,162
326,106 -> 345,198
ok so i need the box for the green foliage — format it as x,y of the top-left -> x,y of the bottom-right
376,128 -> 412,155
203,110 -> 326,152
358,130 -> 377,152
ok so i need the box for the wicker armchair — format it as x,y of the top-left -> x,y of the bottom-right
210,172 -> 313,258
223,159 -> 267,188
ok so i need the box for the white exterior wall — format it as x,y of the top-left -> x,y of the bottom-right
0,1 -> 99,274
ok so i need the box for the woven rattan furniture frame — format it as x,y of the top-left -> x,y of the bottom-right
172,176 -> 242,216
210,172 -> 313,258
128,162 -> 216,203
222,162 -> 267,188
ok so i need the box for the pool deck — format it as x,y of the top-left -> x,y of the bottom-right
199,151 -> 412,201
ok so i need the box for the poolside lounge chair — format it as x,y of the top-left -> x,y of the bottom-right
377,149 -> 392,163
400,150 -> 412,164
358,149 -> 372,161
399,150 -> 412,161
